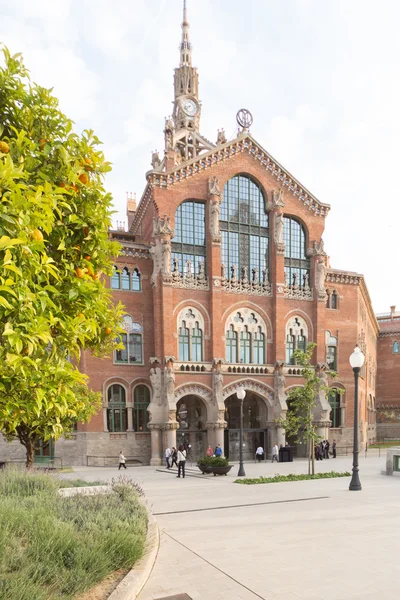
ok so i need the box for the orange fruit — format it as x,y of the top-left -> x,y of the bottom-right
75,267 -> 85,279
70,184 -> 78,193
57,181 -> 66,188
83,158 -> 93,171
39,138 -> 47,150
78,172 -> 89,185
0,141 -> 9,153
87,265 -> 94,277
105,327 -> 112,335
84,255 -> 91,261
77,313 -> 85,320
32,228 -> 44,241
83,227 -> 89,237
93,272 -> 100,280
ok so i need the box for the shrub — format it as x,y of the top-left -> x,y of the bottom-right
0,467 -> 148,599
198,456 -> 230,467
235,471 -> 351,484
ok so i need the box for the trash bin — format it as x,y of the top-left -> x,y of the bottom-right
279,447 -> 293,463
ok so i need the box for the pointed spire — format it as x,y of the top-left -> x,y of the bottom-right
180,0 -> 192,67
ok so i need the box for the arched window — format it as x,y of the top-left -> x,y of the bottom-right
178,321 -> 190,361
226,325 -> 238,363
111,266 -> 120,289
115,316 -> 143,364
107,385 -> 127,432
172,201 -> 206,276
253,328 -> 265,364
285,316 -> 308,365
220,175 -> 269,283
132,268 -> 141,291
329,389 -> 341,428
239,327 -> 251,364
133,385 -> 150,432
121,267 -> 130,291
283,217 -> 310,287
192,323 -> 203,361
326,331 -> 338,371
393,341 -> 400,354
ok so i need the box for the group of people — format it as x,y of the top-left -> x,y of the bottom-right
206,444 -> 223,457
165,445 -> 187,478
315,439 -> 336,460
255,443 -> 292,463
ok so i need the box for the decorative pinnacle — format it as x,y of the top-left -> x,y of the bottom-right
180,0 -> 192,66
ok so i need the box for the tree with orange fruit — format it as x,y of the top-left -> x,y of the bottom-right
0,47 -> 124,467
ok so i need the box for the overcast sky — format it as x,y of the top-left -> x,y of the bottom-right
1,0 -> 399,313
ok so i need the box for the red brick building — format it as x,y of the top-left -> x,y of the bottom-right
2,2 -> 388,466
376,307 -> 400,441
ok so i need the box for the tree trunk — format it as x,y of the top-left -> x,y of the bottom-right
16,426 -> 36,469
311,438 -> 315,475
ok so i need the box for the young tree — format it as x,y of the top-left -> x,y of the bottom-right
276,343 -> 339,475
0,48 -> 124,467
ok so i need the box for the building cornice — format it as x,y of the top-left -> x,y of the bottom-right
379,330 -> 400,338
144,132 -> 330,217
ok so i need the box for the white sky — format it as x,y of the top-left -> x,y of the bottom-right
1,0 -> 399,314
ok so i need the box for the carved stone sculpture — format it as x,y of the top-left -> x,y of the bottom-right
161,239 -> 172,279
150,367 -> 162,406
153,215 -> 174,237
208,176 -> 221,198
213,369 -> 223,402
165,365 -> 175,400
274,211 -> 284,245
151,151 -> 161,170
209,197 -> 221,242
149,242 -> 162,286
316,259 -> 327,297
274,362 -> 288,412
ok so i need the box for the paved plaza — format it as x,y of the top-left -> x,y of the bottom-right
69,451 -> 400,600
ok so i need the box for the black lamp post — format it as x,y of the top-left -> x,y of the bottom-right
349,346 -> 365,491
237,386 -> 246,477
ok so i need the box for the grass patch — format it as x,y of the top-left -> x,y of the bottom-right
234,471 -> 351,485
0,467 -> 148,599
368,441 -> 400,448
58,479 -> 106,488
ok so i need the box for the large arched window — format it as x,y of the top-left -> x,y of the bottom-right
220,175 -> 269,283
285,316 -> 308,365
226,325 -> 238,363
133,385 -> 150,432
225,309 -> 267,364
178,321 -> 203,361
393,341 -> 400,354
111,266 -> 141,292
326,331 -> 338,371
172,201 -> 206,275
283,217 -> 310,288
132,268 -> 142,291
253,328 -> 265,364
107,385 -> 127,432
115,316 -> 143,365
111,266 -> 120,289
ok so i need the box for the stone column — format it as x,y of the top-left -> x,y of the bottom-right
166,424 -> 178,451
315,422 -> 330,440
149,425 -> 162,466
276,426 -> 286,448
103,408 -> 108,432
340,407 -> 346,428
126,404 -> 134,431
214,426 -> 225,455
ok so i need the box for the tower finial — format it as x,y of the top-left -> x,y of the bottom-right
180,0 -> 192,66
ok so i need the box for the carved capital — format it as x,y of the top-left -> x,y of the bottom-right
206,421 -> 227,430
208,176 -> 222,198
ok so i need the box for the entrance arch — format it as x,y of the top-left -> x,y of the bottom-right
223,382 -> 273,460
176,395 -> 208,461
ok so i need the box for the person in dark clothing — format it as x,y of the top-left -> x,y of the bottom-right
171,447 -> 178,468
332,439 -> 337,458
325,440 -> 330,459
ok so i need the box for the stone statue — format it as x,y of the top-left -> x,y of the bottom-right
213,369 -> 223,401
149,242 -> 162,286
221,264 -> 227,279
198,261 -> 205,281
165,365 -> 175,397
274,211 -> 284,245
150,367 -> 162,406
210,198 -> 221,240
274,362 -> 287,411
161,239 -> 171,278
316,259 -> 326,294
208,176 -> 221,197
151,151 -> 161,170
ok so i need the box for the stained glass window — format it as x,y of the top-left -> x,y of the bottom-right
220,175 -> 268,282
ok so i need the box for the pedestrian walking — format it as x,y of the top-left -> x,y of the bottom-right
271,443 -> 279,463
332,439 -> 337,458
165,446 -> 171,469
206,444 -> 213,457
171,446 -> 178,468
256,445 -> 264,462
177,444 -> 187,478
215,443 -> 223,457
118,450 -> 126,470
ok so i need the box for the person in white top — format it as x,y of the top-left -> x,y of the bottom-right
271,444 -> 279,463
256,446 -> 264,462
165,446 -> 171,469
118,451 -> 126,470
177,445 -> 187,478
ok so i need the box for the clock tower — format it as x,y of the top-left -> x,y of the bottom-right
161,0 -> 215,166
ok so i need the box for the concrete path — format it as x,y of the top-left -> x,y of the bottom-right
69,451 -> 400,600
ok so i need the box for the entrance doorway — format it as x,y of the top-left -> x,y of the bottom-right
176,395 -> 207,461
224,392 -> 268,460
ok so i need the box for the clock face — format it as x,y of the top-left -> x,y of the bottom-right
182,98 -> 198,117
